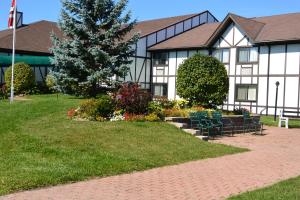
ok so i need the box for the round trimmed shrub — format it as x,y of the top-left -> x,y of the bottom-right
176,54 -> 229,108
4,62 -> 35,95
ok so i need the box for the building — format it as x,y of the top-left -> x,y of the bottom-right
1,10 -> 300,115
0,17 -> 61,84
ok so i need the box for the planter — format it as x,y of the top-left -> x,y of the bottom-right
165,115 -> 261,133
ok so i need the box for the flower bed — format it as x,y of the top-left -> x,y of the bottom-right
67,83 -> 256,124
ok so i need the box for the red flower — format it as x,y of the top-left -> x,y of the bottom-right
67,108 -> 76,119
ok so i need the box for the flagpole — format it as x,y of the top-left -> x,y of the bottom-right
10,0 -> 17,103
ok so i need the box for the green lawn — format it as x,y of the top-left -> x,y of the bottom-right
0,95 -> 246,196
228,176 -> 300,199
261,116 -> 300,128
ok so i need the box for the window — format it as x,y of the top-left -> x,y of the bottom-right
153,84 -> 168,97
156,67 -> 164,76
212,49 -> 230,63
238,47 -> 258,63
235,84 -> 257,102
153,52 -> 169,66
241,66 -> 253,75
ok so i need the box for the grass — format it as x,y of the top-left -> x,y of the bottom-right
0,95 -> 246,196
228,176 -> 300,199
261,116 -> 300,128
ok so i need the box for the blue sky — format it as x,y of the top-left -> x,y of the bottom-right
0,0 -> 300,30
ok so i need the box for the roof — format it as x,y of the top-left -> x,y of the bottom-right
148,23 -> 220,51
206,12 -> 300,46
126,13 -> 198,39
254,12 -> 300,43
229,14 -> 265,41
1,12 -> 300,54
0,13 -> 200,54
0,20 -> 63,55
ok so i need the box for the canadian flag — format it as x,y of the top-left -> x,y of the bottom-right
8,0 -> 16,29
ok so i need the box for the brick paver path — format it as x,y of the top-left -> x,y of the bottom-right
1,126 -> 300,200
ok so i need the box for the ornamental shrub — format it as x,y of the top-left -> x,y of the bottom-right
147,101 -> 164,120
96,95 -> 115,118
233,108 -> 250,115
176,54 -> 229,108
4,62 -> 35,95
115,82 -> 151,114
145,113 -> 161,122
163,108 -> 189,118
155,97 -> 176,109
77,95 -> 115,121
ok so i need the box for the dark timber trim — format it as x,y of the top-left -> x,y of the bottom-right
134,43 -> 138,81
150,53 -> 154,94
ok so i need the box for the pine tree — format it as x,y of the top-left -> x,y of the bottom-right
50,0 -> 138,97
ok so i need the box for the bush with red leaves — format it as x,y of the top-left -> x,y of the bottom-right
115,83 -> 151,114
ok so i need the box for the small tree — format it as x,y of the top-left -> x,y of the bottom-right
5,62 -> 35,95
176,54 -> 229,108
51,0 -> 138,97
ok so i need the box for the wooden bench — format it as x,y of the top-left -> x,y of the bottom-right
279,110 -> 300,129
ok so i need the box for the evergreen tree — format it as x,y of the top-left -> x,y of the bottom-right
50,0 -> 138,97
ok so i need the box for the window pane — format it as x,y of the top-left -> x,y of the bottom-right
156,68 -> 164,76
250,47 -> 258,62
241,67 -> 252,75
154,85 -> 162,96
237,87 -> 248,100
239,49 -> 249,63
154,53 -> 168,66
248,87 -> 257,101
213,49 -> 230,63
163,84 -> 168,96
222,49 -> 230,63
154,84 -> 168,97
213,50 -> 222,62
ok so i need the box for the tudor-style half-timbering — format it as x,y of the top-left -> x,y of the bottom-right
151,49 -> 209,99
212,23 -> 260,114
148,12 -> 300,116
123,11 -> 218,90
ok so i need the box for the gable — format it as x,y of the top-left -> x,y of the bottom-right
213,22 -> 254,48
208,14 -> 265,47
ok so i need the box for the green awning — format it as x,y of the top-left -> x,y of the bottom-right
0,55 -> 52,65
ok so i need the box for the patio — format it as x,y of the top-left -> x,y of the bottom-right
1,126 -> 300,200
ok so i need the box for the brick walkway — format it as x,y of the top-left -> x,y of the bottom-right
1,126 -> 300,200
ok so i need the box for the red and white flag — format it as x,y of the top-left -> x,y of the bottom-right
8,0 -> 16,29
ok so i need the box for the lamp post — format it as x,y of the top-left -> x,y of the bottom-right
274,81 -> 280,121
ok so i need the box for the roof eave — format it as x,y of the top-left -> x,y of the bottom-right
148,45 -> 208,52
